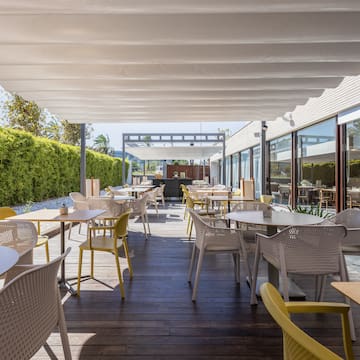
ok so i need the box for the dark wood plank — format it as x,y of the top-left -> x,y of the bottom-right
31,202 -> 360,359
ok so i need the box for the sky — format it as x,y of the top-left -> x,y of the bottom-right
91,121 -> 246,150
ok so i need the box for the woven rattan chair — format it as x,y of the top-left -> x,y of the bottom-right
333,208 -> 360,280
155,183 -> 166,206
129,194 -> 151,239
0,207 -> 50,262
250,224 -> 356,341
68,192 -> 88,238
146,188 -> 159,215
0,248 -> 72,360
77,211 -> 133,298
0,220 -> 38,283
260,282 -> 353,360
187,209 -> 251,301
251,224 -> 348,305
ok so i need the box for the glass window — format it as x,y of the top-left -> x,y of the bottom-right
225,156 -> 231,187
269,134 -> 291,204
232,153 -> 239,190
253,146 -> 261,199
240,149 -> 250,180
296,118 -> 336,209
344,113 -> 360,208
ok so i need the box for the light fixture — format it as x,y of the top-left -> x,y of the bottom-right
282,113 -> 295,127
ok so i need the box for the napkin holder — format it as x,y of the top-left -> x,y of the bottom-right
263,206 -> 272,218
59,206 -> 68,215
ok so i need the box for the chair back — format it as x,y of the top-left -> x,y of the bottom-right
0,207 -> 16,219
130,193 -> 148,216
86,197 -> 125,218
0,248 -> 72,360
231,201 -> 269,212
114,211 -> 131,238
69,192 -> 88,210
260,282 -> 343,360
258,225 -> 346,275
189,209 -> 241,251
0,220 -> 37,259
334,208 -> 360,228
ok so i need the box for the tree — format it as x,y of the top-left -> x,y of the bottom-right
5,94 -> 45,136
93,133 -> 114,155
43,116 -> 61,141
61,119 -> 81,145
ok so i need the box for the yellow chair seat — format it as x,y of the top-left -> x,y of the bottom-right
79,235 -> 124,252
35,235 -> 49,247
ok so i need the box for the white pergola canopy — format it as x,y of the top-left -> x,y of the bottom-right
0,1 -> 360,124
123,133 -> 225,161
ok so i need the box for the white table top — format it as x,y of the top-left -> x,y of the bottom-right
7,208 -> 105,222
0,246 -> 19,275
208,195 -> 254,201
226,210 -> 324,227
331,282 -> 360,305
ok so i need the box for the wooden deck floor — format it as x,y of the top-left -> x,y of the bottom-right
32,202 -> 360,359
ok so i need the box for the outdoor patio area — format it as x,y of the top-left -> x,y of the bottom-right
28,201 -> 360,359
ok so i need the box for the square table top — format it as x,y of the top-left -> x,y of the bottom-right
331,282 -> 360,305
6,208 -> 105,222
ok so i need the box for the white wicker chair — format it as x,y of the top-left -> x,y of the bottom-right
146,188 -> 159,215
333,208 -> 360,279
0,220 -> 38,283
251,224 -> 348,305
155,184 -> 166,207
68,192 -> 88,238
129,193 -> 151,239
187,209 -> 251,301
0,248 -> 72,360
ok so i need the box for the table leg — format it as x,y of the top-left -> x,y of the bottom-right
58,221 -> 77,296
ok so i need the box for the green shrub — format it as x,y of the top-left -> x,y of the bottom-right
0,127 -> 128,206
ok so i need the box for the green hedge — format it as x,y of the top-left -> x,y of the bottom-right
0,127 -> 128,206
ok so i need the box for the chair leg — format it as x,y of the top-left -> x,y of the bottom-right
57,292 -> 72,360
68,222 -> 72,239
188,220 -> 193,240
123,237 -> 133,279
114,248 -> 126,299
187,244 -> 197,282
77,249 -> 83,295
90,250 -> 94,278
145,212 -> 151,235
192,248 -> 205,301
141,214 -> 148,239
45,241 -> 50,263
250,243 -> 261,305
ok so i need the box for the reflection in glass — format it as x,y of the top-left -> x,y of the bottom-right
241,149 -> 250,180
296,118 -> 336,208
345,116 -> 360,208
232,153 -> 239,189
225,156 -> 231,187
269,134 -> 291,204
253,146 -> 261,199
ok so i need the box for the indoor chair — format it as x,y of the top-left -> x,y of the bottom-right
260,282 -> 353,360
0,207 -> 50,263
0,248 -> 72,360
188,209 -> 251,301
77,211 -> 133,299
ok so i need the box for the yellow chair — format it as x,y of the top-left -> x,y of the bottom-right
77,210 -> 133,298
260,194 -> 273,204
0,207 -> 50,262
260,282 -> 354,360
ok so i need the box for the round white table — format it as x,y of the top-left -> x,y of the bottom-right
0,246 -> 19,276
226,210 -> 323,228
225,210 -> 324,299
